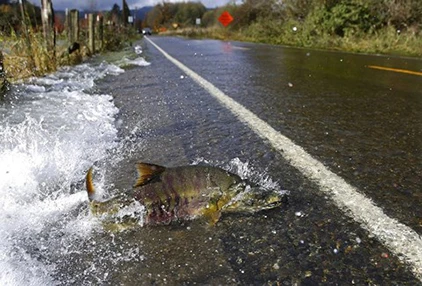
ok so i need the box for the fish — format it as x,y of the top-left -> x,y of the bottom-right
86,162 -> 287,230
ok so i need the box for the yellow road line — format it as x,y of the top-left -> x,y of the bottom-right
368,65 -> 422,76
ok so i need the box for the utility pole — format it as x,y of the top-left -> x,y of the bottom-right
122,0 -> 127,26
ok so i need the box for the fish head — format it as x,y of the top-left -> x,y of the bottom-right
90,196 -> 146,231
87,167 -> 139,216
222,186 -> 288,213
89,196 -> 124,216
86,166 -> 146,231
224,179 -> 247,196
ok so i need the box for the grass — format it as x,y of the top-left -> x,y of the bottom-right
161,24 -> 422,58
2,20 -> 419,86
1,26 -> 140,84
2,30 -> 75,82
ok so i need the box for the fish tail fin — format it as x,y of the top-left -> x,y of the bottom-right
86,167 -> 96,201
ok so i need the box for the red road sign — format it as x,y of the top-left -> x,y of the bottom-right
218,11 -> 234,27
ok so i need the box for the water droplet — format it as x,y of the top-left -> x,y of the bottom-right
381,252 -> 389,258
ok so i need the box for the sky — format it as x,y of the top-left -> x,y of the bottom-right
27,0 -> 238,11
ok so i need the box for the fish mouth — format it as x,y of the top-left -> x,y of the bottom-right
262,200 -> 284,209
223,189 -> 288,213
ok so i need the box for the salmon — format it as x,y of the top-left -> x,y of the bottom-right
86,163 -> 286,231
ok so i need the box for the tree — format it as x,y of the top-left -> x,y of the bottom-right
365,0 -> 422,30
107,3 -> 121,25
145,2 -> 206,29
174,2 -> 206,25
281,0 -> 315,21
122,0 -> 131,25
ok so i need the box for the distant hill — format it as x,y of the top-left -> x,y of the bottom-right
53,6 -> 153,21
132,6 -> 153,21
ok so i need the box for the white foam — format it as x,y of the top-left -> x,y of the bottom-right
118,56 -> 151,67
0,60 -> 122,285
134,45 -> 143,55
113,200 -> 146,226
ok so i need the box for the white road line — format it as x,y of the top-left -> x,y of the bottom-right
145,37 -> 422,281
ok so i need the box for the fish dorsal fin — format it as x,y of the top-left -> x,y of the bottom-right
134,163 -> 166,187
86,167 -> 95,201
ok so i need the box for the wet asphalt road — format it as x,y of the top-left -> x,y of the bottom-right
93,36 -> 422,285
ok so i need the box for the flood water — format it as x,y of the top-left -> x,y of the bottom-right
0,50 -> 150,284
0,37 -> 421,285
144,37 -> 422,233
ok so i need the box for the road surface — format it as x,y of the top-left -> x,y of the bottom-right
87,36 -> 422,285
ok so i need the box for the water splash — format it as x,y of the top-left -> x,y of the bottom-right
0,59 -> 131,285
193,157 -> 284,192
118,56 -> 151,67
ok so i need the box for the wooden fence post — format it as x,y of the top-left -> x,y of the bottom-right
0,51 -> 9,95
65,8 -> 70,43
88,14 -> 95,54
97,15 -> 104,51
69,9 -> 79,43
41,0 -> 55,53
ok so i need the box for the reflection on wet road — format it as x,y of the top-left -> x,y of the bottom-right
96,36 -> 422,284
146,36 -> 422,232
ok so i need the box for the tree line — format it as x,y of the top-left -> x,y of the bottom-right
143,2 -> 206,31
145,0 -> 421,35
143,0 -> 422,56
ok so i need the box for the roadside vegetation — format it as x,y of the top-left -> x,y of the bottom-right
144,0 -> 422,57
0,0 -> 138,85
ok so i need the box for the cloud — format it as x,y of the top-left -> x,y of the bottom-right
28,0 -> 234,11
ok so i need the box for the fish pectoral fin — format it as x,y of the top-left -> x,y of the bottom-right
203,207 -> 221,226
134,162 -> 166,187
